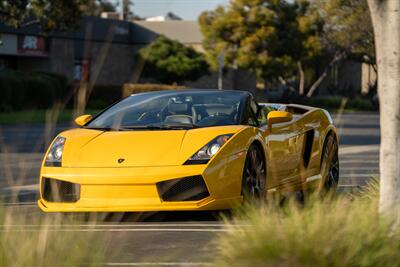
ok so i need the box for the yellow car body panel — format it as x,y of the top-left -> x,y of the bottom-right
38,97 -> 337,212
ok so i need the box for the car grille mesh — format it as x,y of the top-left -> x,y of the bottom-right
41,177 -> 80,202
156,175 -> 210,201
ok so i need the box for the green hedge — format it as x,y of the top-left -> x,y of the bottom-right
0,70 -> 69,111
298,95 -> 377,111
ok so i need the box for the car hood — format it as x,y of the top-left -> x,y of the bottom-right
58,126 -> 244,167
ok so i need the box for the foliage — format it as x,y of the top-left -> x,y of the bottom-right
0,109 -> 103,124
122,83 -> 185,96
121,0 -> 134,20
199,0 -> 375,95
0,0 -> 87,31
214,182 -> 400,267
0,207 -> 107,266
0,0 -> 117,30
0,70 -> 69,110
310,0 -> 374,64
80,0 -> 116,16
199,0 -> 324,84
300,95 -> 377,111
139,36 -> 209,84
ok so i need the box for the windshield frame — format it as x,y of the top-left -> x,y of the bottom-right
83,90 -> 250,130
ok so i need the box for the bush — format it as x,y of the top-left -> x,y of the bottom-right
89,85 -> 122,107
0,70 -> 70,110
139,35 -> 209,84
298,96 -> 377,111
214,183 -> 400,267
0,70 -> 27,110
122,83 -> 185,97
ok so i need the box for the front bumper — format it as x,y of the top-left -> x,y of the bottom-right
38,163 -> 243,212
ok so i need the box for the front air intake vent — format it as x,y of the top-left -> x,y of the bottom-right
41,177 -> 80,202
156,175 -> 210,201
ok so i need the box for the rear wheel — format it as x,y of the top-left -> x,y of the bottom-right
242,145 -> 266,201
320,134 -> 339,193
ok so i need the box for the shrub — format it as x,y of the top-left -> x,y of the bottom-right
89,85 -> 122,106
0,70 -> 27,110
0,70 -> 70,110
122,83 -> 185,97
86,99 -> 109,110
139,35 -> 209,84
297,96 -> 377,111
214,183 -> 400,267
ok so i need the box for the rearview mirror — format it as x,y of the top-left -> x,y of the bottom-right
267,111 -> 293,128
74,114 -> 92,126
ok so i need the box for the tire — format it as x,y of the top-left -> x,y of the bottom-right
320,134 -> 339,193
242,144 -> 267,201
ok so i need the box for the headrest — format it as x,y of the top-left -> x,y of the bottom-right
168,103 -> 189,113
192,104 -> 234,115
165,115 -> 193,124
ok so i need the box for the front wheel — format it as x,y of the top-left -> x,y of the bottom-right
242,145 -> 266,201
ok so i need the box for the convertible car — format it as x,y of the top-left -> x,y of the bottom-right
38,89 -> 339,212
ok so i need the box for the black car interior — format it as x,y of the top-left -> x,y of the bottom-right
159,100 -> 239,126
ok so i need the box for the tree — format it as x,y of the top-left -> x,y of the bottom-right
121,0 -> 133,20
198,0 -> 377,96
80,0 -> 116,16
310,0 -> 374,60
367,0 -> 400,221
199,0 -> 315,90
306,0 -> 375,96
139,36 -> 209,84
0,0 -> 88,30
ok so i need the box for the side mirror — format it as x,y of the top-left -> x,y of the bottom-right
267,111 -> 293,128
74,114 -> 92,126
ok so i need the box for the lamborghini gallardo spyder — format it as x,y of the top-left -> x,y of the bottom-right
38,89 -> 339,212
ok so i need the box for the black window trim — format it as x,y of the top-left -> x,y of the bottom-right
241,95 -> 260,127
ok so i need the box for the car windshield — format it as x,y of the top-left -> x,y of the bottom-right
86,90 -> 247,130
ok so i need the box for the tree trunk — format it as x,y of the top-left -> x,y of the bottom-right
306,72 -> 327,98
367,0 -> 400,220
298,61 -> 305,95
306,51 -> 346,97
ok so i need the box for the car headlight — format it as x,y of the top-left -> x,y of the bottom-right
184,134 -> 233,165
45,136 -> 66,167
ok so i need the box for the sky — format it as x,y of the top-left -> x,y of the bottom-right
112,0 -> 230,20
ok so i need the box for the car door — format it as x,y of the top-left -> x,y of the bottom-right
257,104 -> 303,188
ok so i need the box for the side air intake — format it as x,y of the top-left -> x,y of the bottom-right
303,129 -> 315,168
41,177 -> 80,202
156,175 -> 210,201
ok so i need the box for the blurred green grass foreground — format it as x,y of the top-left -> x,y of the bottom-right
0,209 -> 107,267
0,183 -> 397,266
214,182 -> 400,267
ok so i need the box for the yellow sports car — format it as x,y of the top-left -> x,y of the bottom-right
38,89 -> 339,212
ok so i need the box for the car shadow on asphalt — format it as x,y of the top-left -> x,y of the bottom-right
58,210 -> 232,223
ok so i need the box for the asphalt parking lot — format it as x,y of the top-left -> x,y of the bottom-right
0,112 -> 380,266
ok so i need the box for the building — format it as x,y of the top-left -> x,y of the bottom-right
0,17 -> 203,87
0,16 -> 376,95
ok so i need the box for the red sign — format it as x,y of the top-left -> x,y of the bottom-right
18,35 -> 47,56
